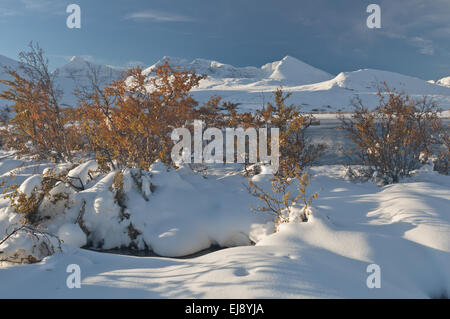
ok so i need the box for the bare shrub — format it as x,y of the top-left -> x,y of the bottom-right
76,62 -> 222,171
256,88 -> 324,177
340,85 -> 444,184
248,171 -> 318,231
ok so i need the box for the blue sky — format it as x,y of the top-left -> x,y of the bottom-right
1,0 -> 449,80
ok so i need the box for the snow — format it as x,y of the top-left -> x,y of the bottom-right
53,56 -> 122,107
17,175 -> 43,196
0,160 -> 449,298
138,55 -> 450,112
142,56 -> 265,79
2,53 -> 450,113
57,223 -> 87,248
187,68 -> 450,113
261,55 -> 333,84
437,76 -> 450,88
64,163 -> 269,256
1,52 -> 450,298
0,227 -> 61,264
67,159 -> 98,189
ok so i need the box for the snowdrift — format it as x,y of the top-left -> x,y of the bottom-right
0,159 -> 272,260
0,161 -> 449,298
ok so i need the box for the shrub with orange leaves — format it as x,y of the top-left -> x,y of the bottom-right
0,43 -> 77,161
76,61 -> 223,171
256,88 -> 324,176
339,85 -> 444,184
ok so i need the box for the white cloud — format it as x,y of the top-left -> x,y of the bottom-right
125,10 -> 195,22
0,0 -> 66,17
409,37 -> 434,56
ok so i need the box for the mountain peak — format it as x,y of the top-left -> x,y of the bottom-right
261,55 -> 333,84
281,55 -> 299,62
68,56 -> 91,65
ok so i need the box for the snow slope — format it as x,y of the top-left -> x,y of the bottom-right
0,163 -> 448,298
189,68 -> 450,112
261,55 -> 333,84
0,54 -> 20,74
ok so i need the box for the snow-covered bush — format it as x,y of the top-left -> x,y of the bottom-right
248,169 -> 318,231
340,85 -> 444,184
0,225 -> 61,264
0,160 -> 271,258
2,164 -> 89,225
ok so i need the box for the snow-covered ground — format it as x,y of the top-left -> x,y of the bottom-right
0,153 -> 448,298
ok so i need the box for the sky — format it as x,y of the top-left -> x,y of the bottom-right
0,0 -> 449,80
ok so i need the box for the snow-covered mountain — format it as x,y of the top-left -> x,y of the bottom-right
55,56 -> 123,78
324,69 -> 449,93
54,56 -> 123,107
437,76 -> 450,88
143,56 -> 264,79
261,55 -> 333,84
141,55 -> 450,112
0,54 -> 21,100
0,55 -> 122,107
1,53 -> 450,112
0,54 -> 20,72
143,55 -> 333,85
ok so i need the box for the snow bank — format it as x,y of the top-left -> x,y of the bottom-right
70,162 -> 269,256
1,160 -> 271,258
0,158 -> 449,298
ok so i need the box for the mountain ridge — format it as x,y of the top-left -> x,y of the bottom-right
1,54 -> 450,111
